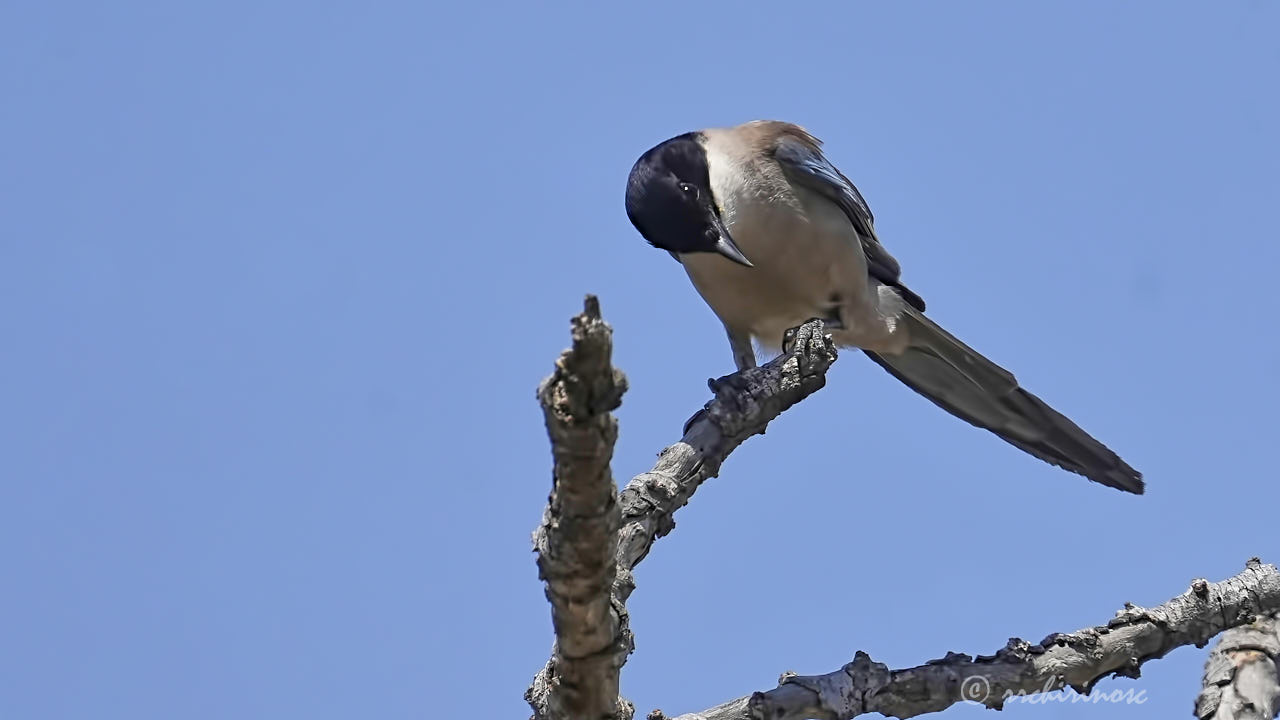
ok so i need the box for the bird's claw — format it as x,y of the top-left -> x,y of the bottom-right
686,372 -> 757,433
707,371 -> 755,397
782,318 -> 828,356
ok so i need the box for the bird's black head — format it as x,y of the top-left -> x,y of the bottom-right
624,132 -> 751,266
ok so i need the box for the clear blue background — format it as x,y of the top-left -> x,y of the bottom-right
2,2 -> 1277,718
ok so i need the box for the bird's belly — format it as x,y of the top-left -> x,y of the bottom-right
681,210 -> 871,350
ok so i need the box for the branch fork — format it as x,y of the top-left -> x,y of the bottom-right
527,296 -> 1276,720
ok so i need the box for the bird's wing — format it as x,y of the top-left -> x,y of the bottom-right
770,126 -> 925,310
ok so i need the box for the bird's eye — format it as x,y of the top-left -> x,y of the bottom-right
678,182 -> 698,198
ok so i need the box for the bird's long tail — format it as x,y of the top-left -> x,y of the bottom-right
863,309 -> 1143,493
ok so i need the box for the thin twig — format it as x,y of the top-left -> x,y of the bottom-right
616,319 -> 837,577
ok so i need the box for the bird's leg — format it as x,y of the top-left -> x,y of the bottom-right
726,326 -> 757,372
782,298 -> 844,353
821,293 -> 846,332
685,328 -> 756,433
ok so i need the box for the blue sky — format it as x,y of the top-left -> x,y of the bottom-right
2,1 -> 1277,718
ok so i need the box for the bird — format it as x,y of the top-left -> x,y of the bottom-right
623,120 -> 1143,494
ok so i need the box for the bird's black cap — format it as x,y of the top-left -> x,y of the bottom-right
624,132 -> 751,265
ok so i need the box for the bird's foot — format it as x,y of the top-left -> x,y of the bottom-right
686,319 -> 837,435
683,372 -> 757,433
783,317 -> 836,354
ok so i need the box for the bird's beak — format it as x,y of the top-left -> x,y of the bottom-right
710,216 -> 752,267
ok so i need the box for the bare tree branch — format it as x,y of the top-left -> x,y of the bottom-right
667,559 -> 1280,720
1197,610 -> 1280,720
529,295 -> 631,720
616,319 -> 837,576
525,301 -> 1275,720
529,311 -> 839,720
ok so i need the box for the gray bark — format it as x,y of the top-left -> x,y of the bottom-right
529,296 -> 631,720
1197,610 -> 1280,720
615,318 -> 837,575
664,560 -> 1280,720
528,309 -> 839,720
525,298 -> 1277,720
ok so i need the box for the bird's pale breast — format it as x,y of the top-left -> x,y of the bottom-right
682,144 -> 873,349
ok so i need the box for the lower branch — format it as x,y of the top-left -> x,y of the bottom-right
670,559 -> 1280,720
1197,610 -> 1280,720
